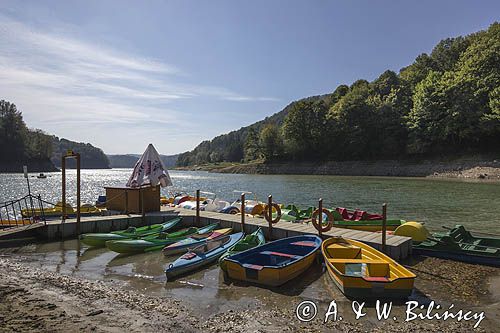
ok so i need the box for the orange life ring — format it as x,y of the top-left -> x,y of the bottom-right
263,203 -> 281,224
312,208 -> 333,232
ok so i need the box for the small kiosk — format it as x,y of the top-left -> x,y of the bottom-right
106,144 -> 172,214
105,185 -> 160,213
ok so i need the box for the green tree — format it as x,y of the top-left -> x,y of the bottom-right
430,37 -> 471,72
399,53 -> 438,89
243,127 -> 261,161
0,100 -> 27,160
283,100 -> 331,160
372,70 -> 400,97
260,124 -> 283,161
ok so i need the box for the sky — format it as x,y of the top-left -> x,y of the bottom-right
0,1 -> 498,155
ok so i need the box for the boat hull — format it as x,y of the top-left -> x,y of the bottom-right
413,225 -> 500,267
413,248 -> 500,267
322,237 -> 415,299
81,233 -> 130,247
80,217 -> 182,247
162,228 -> 232,256
222,235 -> 322,287
325,261 -> 414,299
166,233 -> 243,279
106,223 -> 218,254
106,238 -> 176,253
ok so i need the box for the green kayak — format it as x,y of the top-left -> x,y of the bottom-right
80,217 -> 182,247
413,225 -> 500,267
218,227 -> 266,270
106,222 -> 220,254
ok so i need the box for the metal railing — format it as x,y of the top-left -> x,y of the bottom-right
0,194 -> 46,229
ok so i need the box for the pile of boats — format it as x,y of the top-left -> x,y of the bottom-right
158,193 -> 500,267
80,214 -> 500,300
163,192 -> 407,232
81,217 -> 419,299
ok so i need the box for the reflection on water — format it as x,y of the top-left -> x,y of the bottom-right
11,238 -> 374,318
9,238 -> 496,321
1,169 -> 500,232
14,239 -> 333,316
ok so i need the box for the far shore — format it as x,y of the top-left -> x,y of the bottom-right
176,156 -> 500,181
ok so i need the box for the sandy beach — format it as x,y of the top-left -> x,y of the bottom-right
1,254 -> 498,333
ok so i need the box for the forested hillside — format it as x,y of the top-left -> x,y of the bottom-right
177,23 -> 500,166
0,100 -> 56,172
51,137 -> 110,169
176,95 -> 329,166
0,100 -> 110,171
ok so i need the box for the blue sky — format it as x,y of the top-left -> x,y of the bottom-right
0,1 -> 498,154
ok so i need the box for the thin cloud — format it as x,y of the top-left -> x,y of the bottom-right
0,14 -> 279,153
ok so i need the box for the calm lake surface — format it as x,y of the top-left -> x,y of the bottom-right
1,169 -> 499,233
2,169 -> 500,323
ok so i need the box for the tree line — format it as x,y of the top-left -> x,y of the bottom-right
0,100 -> 53,170
0,100 -> 110,171
177,23 -> 499,166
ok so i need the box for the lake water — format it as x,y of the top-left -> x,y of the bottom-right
1,169 -> 499,233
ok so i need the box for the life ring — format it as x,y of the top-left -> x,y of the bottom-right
312,208 -> 333,232
263,203 -> 281,224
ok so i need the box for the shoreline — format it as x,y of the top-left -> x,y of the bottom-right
178,157 -> 500,181
0,254 -> 498,332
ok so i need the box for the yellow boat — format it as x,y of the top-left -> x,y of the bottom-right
21,202 -> 101,217
321,237 -> 415,299
0,219 -> 33,227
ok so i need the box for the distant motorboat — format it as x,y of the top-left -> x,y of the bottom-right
37,173 -> 47,179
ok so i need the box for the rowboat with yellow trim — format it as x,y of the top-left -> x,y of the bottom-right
221,235 -> 322,287
321,237 -> 415,299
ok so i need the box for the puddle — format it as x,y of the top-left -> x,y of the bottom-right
6,238 -> 500,328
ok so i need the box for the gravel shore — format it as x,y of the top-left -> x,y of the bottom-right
1,255 -> 498,332
209,157 -> 500,181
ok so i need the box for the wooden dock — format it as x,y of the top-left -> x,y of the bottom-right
158,207 -> 412,260
0,207 -> 412,260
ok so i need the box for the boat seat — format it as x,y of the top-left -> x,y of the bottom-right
326,243 -> 361,259
260,251 -> 300,259
330,259 -> 390,277
243,263 -> 264,271
291,241 -> 317,247
181,252 -> 197,260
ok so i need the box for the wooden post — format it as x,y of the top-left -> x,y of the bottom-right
318,198 -> 323,238
196,189 -> 200,226
61,156 -> 66,222
382,203 -> 387,253
268,195 -> 273,240
76,153 -> 81,235
241,193 -> 245,234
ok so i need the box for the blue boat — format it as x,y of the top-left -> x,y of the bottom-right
162,227 -> 233,256
165,232 -> 244,280
221,235 -> 322,287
